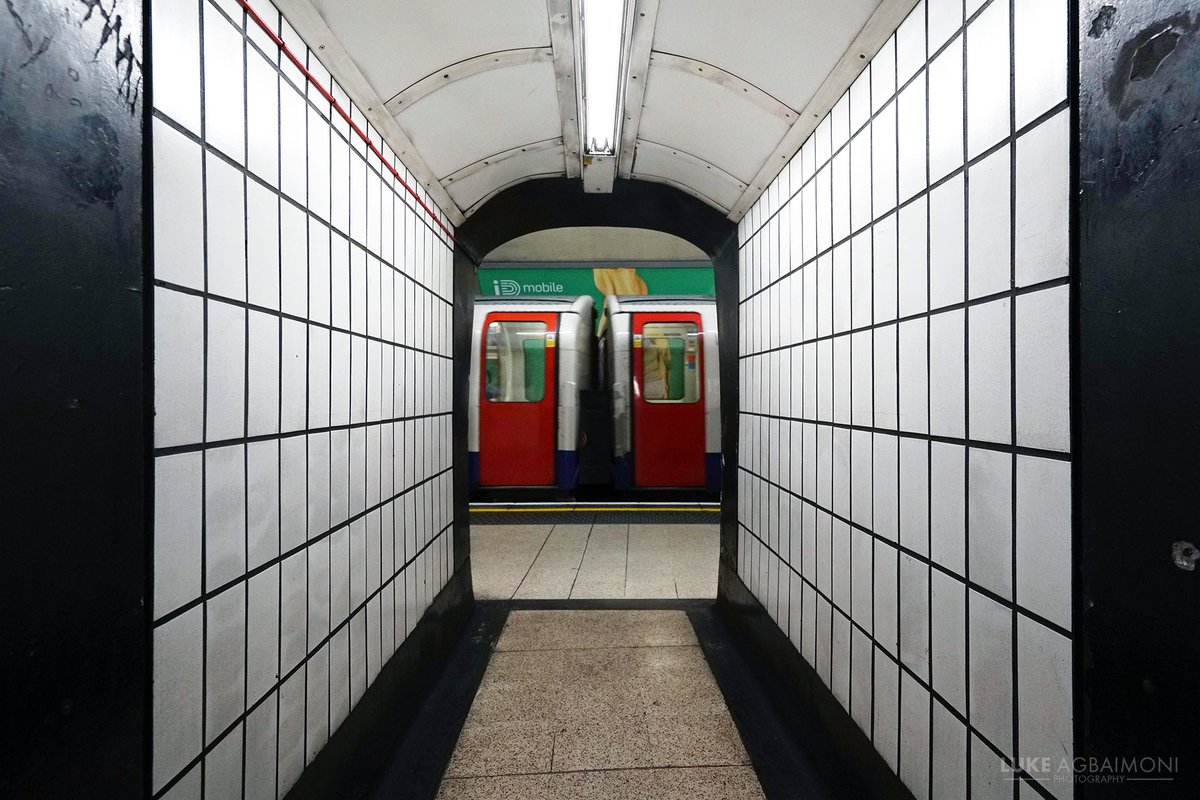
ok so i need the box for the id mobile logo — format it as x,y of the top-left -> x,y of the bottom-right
493,279 -> 521,296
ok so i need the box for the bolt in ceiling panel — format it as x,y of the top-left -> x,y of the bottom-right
631,142 -> 745,211
395,62 -> 565,179
445,145 -> 567,212
652,0 -> 883,111
636,65 -> 791,184
307,0 -> 551,100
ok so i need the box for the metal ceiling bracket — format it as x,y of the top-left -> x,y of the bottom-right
547,0 -> 584,178
616,0 -> 660,178
382,47 -> 555,116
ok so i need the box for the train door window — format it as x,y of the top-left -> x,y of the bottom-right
485,321 -> 547,402
641,322 -> 700,403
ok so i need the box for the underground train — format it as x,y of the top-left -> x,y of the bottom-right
467,294 -> 720,494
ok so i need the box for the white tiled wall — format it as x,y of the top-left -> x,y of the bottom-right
149,1 -> 455,797
735,1 -> 1072,798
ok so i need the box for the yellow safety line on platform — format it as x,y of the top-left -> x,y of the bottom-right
472,506 -> 718,513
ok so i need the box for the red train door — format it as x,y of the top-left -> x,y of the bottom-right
631,312 -> 705,487
479,312 -> 557,486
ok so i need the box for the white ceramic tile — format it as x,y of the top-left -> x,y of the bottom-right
928,0 -> 964,54
874,215 -> 899,323
871,36 -> 897,113
1016,456 -> 1072,630
308,326 -> 330,428
899,553 -> 931,678
1015,110 -> 1069,286
204,724 -> 242,800
151,0 -> 201,132
897,75 -> 928,202
848,429 -> 869,526
930,570 -> 967,713
307,109 -> 331,222
851,525 -> 873,633
832,151 -> 851,245
330,332 -> 351,427
330,237 -> 350,331
1016,285 -> 1070,451
205,155 -> 246,301
202,4 -> 245,162
968,144 -> 1012,299
873,103 -> 899,220
873,649 -> 900,770
930,698 -> 968,798
897,197 -> 928,317
874,433 -> 900,541
1017,616 -> 1073,799
246,563 -> 280,706
153,120 -> 205,289
305,644 -> 330,763
152,606 -> 203,792
246,49 -> 279,187
969,589 -> 1013,750
160,762 -> 200,800
898,317 -> 929,434
205,584 -> 246,742
280,319 -> 307,433
154,288 -> 204,448
966,0 -> 1011,159
850,67 -> 872,133
850,626 -> 873,735
247,311 -> 280,438
205,300 -> 246,441
205,444 -> 246,589
154,453 -> 203,617
246,181 -> 280,309
330,429 -> 351,527
899,669 -> 931,799
896,1 -> 928,84
968,298 -> 1012,444
850,330 -> 871,426
899,437 -> 930,556
968,447 -> 1013,599
350,246 -> 368,335
834,335 -> 851,426
279,84 -> 307,204
928,35 -> 964,182
349,516 -> 367,607
930,442 -> 966,573
307,432 -> 330,537
928,309 -> 965,438
874,540 -> 899,654
929,174 -> 965,309
970,733 -> 1011,800
850,131 -> 873,233
875,325 -> 899,430
244,693 -> 277,800
331,136 -> 350,236
279,202 -> 308,318
329,625 -> 350,732
246,439 -> 280,570
1014,0 -> 1068,130
832,609 -> 851,710
850,233 -> 873,329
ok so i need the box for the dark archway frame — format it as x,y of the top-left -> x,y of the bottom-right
449,177 -> 742,592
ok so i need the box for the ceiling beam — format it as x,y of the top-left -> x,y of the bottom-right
546,0 -> 583,178
726,0 -> 921,222
272,0 -> 465,225
382,48 -> 554,116
443,138 -> 564,186
616,0 -> 660,178
631,139 -> 746,196
649,52 -> 799,124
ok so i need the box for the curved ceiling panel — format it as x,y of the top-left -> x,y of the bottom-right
445,145 -> 567,211
395,62 -> 564,178
307,0 -> 551,99
636,66 -> 791,184
631,141 -> 745,211
653,0 -> 882,111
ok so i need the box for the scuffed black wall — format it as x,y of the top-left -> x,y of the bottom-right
0,0 -> 146,796
1078,1 -> 1200,796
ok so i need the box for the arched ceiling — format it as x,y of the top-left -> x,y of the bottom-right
275,0 -> 919,225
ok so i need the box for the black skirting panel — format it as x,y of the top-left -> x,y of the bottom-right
1077,2 -> 1200,796
0,1 -> 147,796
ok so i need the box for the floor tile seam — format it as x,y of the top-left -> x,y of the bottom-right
489,642 -> 703,654
510,524 -> 557,599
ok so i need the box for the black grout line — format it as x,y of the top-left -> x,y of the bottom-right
197,1 -> 210,793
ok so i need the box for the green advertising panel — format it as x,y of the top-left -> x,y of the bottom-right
479,262 -> 715,323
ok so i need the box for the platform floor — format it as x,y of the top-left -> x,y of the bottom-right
435,610 -> 765,800
470,522 -> 719,600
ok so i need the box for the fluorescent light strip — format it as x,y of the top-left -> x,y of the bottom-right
581,0 -> 626,154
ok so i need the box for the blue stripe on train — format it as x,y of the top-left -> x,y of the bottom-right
555,449 -> 579,491
705,452 -> 722,493
613,453 -> 633,491
468,451 -> 480,489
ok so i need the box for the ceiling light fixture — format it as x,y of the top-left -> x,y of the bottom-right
581,0 -> 628,155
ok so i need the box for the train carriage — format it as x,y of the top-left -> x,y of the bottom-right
602,295 -> 721,491
468,296 -> 595,490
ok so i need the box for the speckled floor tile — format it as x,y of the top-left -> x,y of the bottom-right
495,610 -> 697,651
